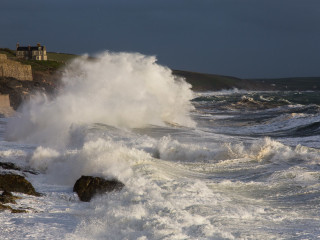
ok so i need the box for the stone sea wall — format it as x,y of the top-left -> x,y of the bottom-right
0,54 -> 33,81
0,94 -> 14,116
0,94 -> 10,108
0,54 -> 7,60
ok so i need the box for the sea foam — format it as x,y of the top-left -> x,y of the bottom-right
6,52 -> 195,148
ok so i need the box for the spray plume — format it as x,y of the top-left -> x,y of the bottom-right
6,52 -> 195,147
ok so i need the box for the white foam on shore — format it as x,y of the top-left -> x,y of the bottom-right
1,118 -> 320,239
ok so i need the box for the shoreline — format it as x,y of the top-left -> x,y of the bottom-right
173,70 -> 320,92
0,49 -> 319,111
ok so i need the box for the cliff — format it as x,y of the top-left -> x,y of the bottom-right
0,94 -> 14,116
0,50 -> 60,111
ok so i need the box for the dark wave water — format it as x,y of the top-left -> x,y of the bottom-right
193,91 -> 320,107
193,91 -> 320,148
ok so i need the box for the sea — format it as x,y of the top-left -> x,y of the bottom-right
0,52 -> 319,240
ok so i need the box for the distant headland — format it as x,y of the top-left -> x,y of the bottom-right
0,47 -> 319,113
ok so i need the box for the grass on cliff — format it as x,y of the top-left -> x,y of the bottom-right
18,52 -> 79,72
47,52 -> 78,63
17,59 -> 64,72
0,48 -> 16,57
0,48 -> 78,72
25,52 -> 78,72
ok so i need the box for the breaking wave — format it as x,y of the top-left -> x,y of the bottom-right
6,52 -> 195,147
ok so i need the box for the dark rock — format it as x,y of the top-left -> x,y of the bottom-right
11,208 -> 27,213
0,203 -> 12,211
0,162 -> 21,171
23,169 -> 39,175
0,74 -> 58,110
0,162 -> 39,175
73,175 -> 125,202
0,174 -> 40,196
0,203 -> 27,213
0,190 -> 21,204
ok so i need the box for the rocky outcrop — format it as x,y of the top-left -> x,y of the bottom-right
0,162 -> 40,213
73,176 -> 125,202
0,76 -> 56,110
0,190 -> 21,204
0,52 -> 60,111
0,162 -> 22,171
0,173 -> 40,196
0,202 -> 27,213
0,94 -> 11,109
0,162 -> 38,175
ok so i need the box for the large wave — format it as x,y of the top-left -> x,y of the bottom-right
6,52 -> 195,147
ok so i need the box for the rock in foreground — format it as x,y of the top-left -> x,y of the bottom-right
0,190 -> 21,204
0,203 -> 27,213
73,176 -> 125,202
0,174 -> 40,196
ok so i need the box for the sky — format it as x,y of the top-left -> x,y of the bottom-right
1,0 -> 320,78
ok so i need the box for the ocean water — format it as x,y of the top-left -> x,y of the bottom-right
1,52 -> 320,239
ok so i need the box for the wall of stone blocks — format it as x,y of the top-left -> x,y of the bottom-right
0,54 -> 7,60
0,54 -> 33,81
0,94 -> 11,108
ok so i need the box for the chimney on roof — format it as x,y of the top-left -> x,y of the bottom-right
37,43 -> 41,47
28,45 -> 31,50
16,42 -> 19,49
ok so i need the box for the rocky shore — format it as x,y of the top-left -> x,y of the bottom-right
0,162 -> 40,213
0,161 -> 125,213
0,76 -> 57,111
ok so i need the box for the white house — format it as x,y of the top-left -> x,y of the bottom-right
16,43 -> 48,61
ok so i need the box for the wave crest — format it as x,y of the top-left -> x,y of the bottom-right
6,52 -> 195,147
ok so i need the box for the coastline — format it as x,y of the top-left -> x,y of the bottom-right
173,70 -> 320,92
0,49 -> 320,112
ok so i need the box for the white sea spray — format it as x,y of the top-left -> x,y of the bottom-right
6,52 -> 195,148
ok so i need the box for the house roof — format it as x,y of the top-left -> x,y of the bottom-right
17,46 -> 45,51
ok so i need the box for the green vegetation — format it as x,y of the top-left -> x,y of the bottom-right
0,48 -> 16,57
47,52 -> 78,63
0,48 -> 78,63
17,59 -> 65,72
0,48 -> 78,72
17,52 -> 78,72
19,52 -> 78,72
